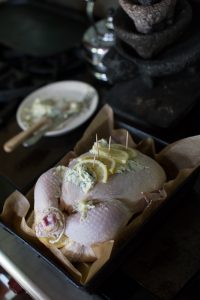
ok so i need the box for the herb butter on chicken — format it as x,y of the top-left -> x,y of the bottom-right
34,139 -> 166,262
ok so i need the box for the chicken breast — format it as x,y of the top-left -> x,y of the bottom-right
61,151 -> 166,212
64,200 -> 132,246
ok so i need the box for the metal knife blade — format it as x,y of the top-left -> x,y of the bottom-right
22,91 -> 93,147
22,113 -> 69,147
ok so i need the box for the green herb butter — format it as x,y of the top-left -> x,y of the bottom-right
64,164 -> 96,193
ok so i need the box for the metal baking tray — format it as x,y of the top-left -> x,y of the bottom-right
0,121 -> 199,293
0,0 -> 87,57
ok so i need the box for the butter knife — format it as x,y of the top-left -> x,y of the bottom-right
23,113 -> 69,147
23,98 -> 90,147
3,103 -> 70,153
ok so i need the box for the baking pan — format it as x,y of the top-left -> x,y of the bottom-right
0,0 -> 87,57
120,167 -> 200,300
0,122 -> 199,292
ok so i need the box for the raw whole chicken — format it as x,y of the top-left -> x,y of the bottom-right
34,140 -> 166,262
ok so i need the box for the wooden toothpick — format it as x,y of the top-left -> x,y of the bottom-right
96,134 -> 99,157
125,131 -> 129,149
93,153 -> 96,166
108,136 -> 111,153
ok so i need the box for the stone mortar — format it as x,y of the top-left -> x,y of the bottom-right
114,0 -> 192,58
119,0 -> 177,34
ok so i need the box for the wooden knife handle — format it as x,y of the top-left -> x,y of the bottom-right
3,116 -> 50,153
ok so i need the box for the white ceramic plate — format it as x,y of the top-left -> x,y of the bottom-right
16,81 -> 99,137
